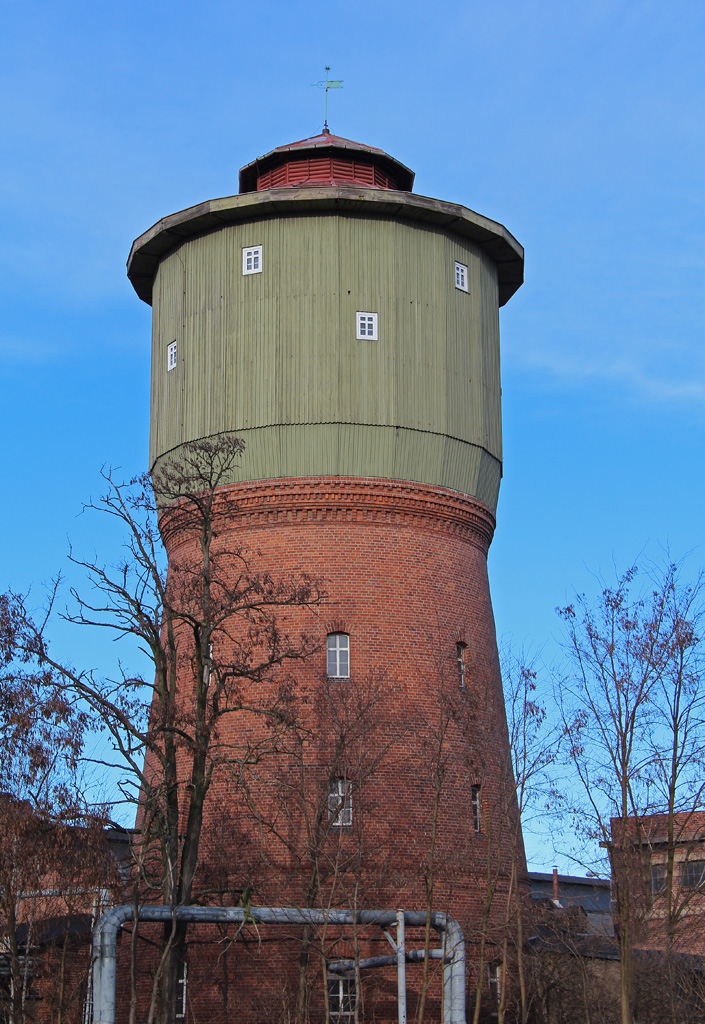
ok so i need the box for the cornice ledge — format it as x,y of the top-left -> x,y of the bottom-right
217,477 -> 496,550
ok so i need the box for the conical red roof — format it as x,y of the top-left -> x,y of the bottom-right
239,129 -> 414,194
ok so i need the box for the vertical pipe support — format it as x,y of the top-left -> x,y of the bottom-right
396,909 -> 406,1024
442,922 -> 452,1021
91,916 -> 102,1023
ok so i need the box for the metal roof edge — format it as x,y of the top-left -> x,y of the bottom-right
528,872 -> 611,888
127,188 -> 524,307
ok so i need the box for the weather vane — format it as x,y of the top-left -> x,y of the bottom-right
310,65 -> 343,132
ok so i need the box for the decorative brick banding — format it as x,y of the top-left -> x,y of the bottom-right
166,476 -> 496,554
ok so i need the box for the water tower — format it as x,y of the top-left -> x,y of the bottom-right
127,126 -> 525,1021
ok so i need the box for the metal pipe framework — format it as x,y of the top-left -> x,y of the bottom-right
92,905 -> 465,1024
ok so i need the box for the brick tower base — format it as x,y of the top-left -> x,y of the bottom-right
121,476 -> 526,1023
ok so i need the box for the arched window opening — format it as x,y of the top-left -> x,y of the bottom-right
327,633 -> 350,678
456,642 -> 467,688
328,778 -> 353,827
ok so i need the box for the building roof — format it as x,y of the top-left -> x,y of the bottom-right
271,129 -> 387,155
529,929 -> 705,971
529,928 -> 621,960
610,811 -> 705,847
529,870 -> 613,935
14,913 -> 95,947
529,871 -> 611,904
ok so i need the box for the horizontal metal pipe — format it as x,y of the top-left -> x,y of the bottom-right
327,948 -> 446,972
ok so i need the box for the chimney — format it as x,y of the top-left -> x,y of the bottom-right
553,866 -> 560,901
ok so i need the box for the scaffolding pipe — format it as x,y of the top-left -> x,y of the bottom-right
397,908 -> 406,1024
92,905 -> 465,1024
327,948 -> 446,972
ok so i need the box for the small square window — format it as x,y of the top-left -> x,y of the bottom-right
471,784 -> 482,833
327,633 -> 350,678
328,778 -> 352,827
327,973 -> 356,1021
455,261 -> 468,292
167,341 -> 177,371
242,245 -> 263,275
356,312 -> 378,340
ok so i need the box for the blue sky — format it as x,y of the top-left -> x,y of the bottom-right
1,0 -> 704,869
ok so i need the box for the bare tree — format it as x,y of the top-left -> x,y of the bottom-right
8,438 -> 323,1024
0,597 -> 116,1024
415,646 -> 457,1024
557,560 -> 705,1024
412,632 -> 528,1024
525,897 -> 621,1024
644,565 -> 705,960
239,668 -> 397,1024
458,670 -> 519,1024
500,647 -> 561,1024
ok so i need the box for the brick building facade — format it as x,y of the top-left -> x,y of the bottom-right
610,811 -> 705,954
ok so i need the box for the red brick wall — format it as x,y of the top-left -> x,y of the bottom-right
133,476 -> 525,1022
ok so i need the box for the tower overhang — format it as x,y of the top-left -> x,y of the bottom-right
127,188 -> 524,308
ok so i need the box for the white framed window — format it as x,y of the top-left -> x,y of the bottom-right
471,784 -> 482,833
328,778 -> 353,827
455,261 -> 468,292
327,633 -> 350,678
456,642 -> 467,689
356,311 -> 378,340
242,244 -> 263,275
327,973 -> 356,1021
167,340 -> 177,371
487,963 -> 501,1006
176,961 -> 188,1020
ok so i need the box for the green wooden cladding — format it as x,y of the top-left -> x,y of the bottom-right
150,212 -> 504,510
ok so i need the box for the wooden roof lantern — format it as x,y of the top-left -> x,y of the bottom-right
238,129 -> 415,194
